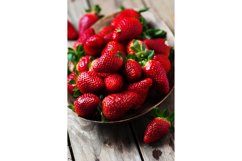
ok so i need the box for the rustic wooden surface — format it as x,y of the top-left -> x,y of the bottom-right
67,0 -> 174,160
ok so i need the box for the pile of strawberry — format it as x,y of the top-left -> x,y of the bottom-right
68,6 -> 173,143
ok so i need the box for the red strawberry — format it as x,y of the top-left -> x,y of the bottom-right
127,39 -> 148,55
144,38 -> 170,56
101,41 -> 126,57
67,72 -> 76,95
98,26 -> 113,37
68,20 -> 78,40
104,74 -> 124,93
127,78 -> 153,108
91,53 -> 123,73
102,91 -> 139,120
123,59 -> 142,82
153,54 -> 171,73
78,5 -> 102,34
110,8 -> 147,28
143,117 -> 171,144
73,28 -> 95,50
143,60 -> 170,94
112,17 -> 143,42
74,93 -> 100,118
76,71 -> 104,94
76,56 -> 93,72
84,35 -> 105,56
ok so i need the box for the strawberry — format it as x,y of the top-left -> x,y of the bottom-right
98,26 -> 113,36
112,17 -> 143,42
123,59 -> 142,82
144,38 -> 170,56
73,28 -> 95,50
74,93 -> 100,118
143,117 -> 171,144
104,74 -> 124,93
110,8 -> 148,28
91,53 -> 123,73
103,32 -> 113,42
84,35 -> 105,56
153,54 -> 171,73
67,72 -> 76,95
76,56 -> 93,72
68,20 -> 78,40
143,60 -> 170,94
127,78 -> 153,107
101,41 -> 126,57
78,5 -> 102,35
127,39 -> 148,55
76,71 -> 104,94
102,91 -> 139,120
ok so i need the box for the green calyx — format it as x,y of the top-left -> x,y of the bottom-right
97,103 -> 107,123
73,87 -> 81,98
151,107 -> 174,123
119,5 -> 125,11
129,39 -> 154,66
68,104 -> 75,111
67,44 -> 85,72
85,5 -> 103,18
140,16 -> 167,39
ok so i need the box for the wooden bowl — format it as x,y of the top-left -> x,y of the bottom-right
69,12 -> 174,124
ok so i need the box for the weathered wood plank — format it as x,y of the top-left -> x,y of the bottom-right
68,109 -> 142,161
88,0 -> 119,15
68,0 -> 90,29
131,91 -> 174,161
143,0 -> 174,33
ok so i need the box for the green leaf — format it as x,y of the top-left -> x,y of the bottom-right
73,87 -> 79,92
138,7 -> 149,13
119,5 -> 125,11
68,105 -> 74,111
69,80 -> 76,84
145,29 -> 167,39
147,50 -> 155,60
133,39 -> 141,50
126,54 -> 137,60
130,46 -> 139,53
73,90 -> 81,98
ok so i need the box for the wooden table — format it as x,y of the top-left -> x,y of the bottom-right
68,0 -> 174,160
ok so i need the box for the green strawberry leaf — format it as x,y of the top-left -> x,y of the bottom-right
69,80 -> 76,84
138,7 -> 149,13
99,94 -> 104,100
68,105 -> 75,111
73,90 -> 81,98
133,39 -> 141,51
145,28 -> 167,39
167,112 -> 174,123
147,50 -> 155,60
126,54 -> 137,61
73,87 -> 79,92
119,5 -> 125,11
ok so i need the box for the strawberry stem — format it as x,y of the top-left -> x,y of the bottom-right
119,5 -> 125,11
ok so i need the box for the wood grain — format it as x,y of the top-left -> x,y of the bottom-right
143,0 -> 174,33
68,109 -> 142,161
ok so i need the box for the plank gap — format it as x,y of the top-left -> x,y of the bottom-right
129,123 -> 144,161
68,133 -> 76,161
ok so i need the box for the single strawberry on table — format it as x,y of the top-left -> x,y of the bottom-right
78,5 -> 102,35
74,93 -> 100,118
76,71 -> 104,94
102,91 -> 139,121
73,28 -> 95,50
68,20 -> 78,40
153,54 -> 171,73
104,74 -> 124,93
123,59 -> 142,82
143,108 -> 174,144
112,17 -> 143,42
144,38 -> 170,56
84,35 -> 105,56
